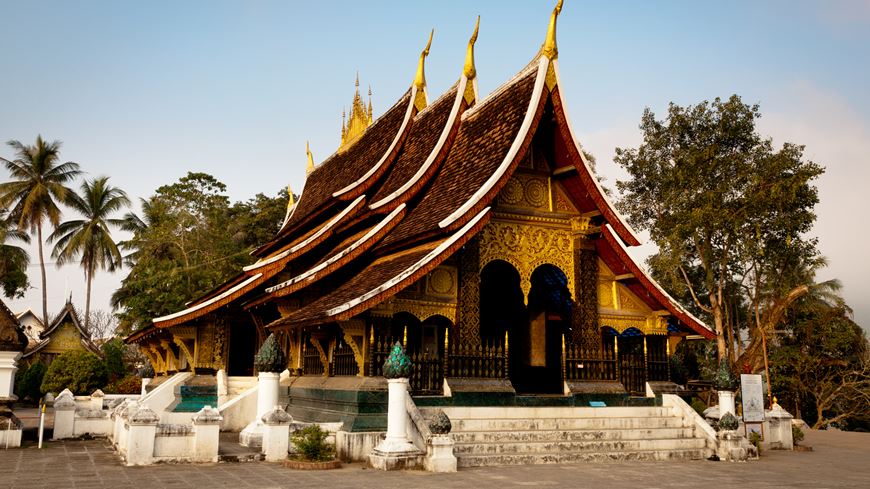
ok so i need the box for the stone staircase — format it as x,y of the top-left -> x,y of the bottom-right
441,406 -> 712,467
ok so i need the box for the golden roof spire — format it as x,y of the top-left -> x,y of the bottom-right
413,29 -> 434,90
306,141 -> 315,175
367,86 -> 373,119
542,0 -> 563,60
340,74 -> 374,150
286,184 -> 295,209
463,16 -> 480,80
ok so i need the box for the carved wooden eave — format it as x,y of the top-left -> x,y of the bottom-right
597,224 -> 714,339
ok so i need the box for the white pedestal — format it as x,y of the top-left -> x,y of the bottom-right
718,390 -> 736,418
240,371 -> 280,448
141,377 -> 152,397
0,351 -> 22,398
260,407 -> 292,462
126,406 -> 159,466
369,378 -> 422,470
192,406 -> 222,462
53,393 -> 76,440
424,435 -> 457,473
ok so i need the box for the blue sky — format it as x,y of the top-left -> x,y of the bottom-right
2,0 -> 869,331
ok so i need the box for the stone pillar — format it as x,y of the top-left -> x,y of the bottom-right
216,368 -> 228,405
256,372 -> 279,419
767,402 -> 795,450
141,377 -> 152,396
126,405 -> 159,466
260,406 -> 292,462
718,390 -> 736,418
0,351 -> 22,398
52,392 -> 76,440
192,406 -> 222,462
89,389 -> 105,411
370,378 -> 421,470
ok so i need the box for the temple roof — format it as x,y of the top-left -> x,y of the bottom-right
0,298 -> 27,352
24,300 -> 99,356
132,3 -> 710,342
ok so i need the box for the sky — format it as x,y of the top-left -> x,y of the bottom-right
2,0 -> 869,332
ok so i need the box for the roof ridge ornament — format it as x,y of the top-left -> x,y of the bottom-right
463,16 -> 480,80
286,184 -> 295,209
542,0 -> 563,60
306,141 -> 315,175
413,29 -> 434,111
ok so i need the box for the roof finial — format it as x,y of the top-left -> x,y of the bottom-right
286,184 -> 295,209
463,16 -> 480,79
542,0 -> 563,60
306,141 -> 315,175
413,29 -> 434,90
367,85 -> 373,120
355,71 -> 360,89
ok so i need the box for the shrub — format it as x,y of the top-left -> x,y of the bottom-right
749,431 -> 762,452
106,374 -> 141,394
41,351 -> 108,395
16,362 -> 47,402
690,397 -> 707,417
291,425 -> 335,461
719,412 -> 739,431
792,425 -> 805,445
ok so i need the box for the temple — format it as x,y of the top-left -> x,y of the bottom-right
127,2 -> 713,431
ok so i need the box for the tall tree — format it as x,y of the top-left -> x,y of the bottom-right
48,177 -> 130,330
0,209 -> 30,298
0,136 -> 81,326
615,95 -> 824,362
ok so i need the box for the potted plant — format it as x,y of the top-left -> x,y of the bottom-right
714,359 -> 739,418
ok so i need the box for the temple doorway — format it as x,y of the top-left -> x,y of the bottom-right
227,321 -> 256,376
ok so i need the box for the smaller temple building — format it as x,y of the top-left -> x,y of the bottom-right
22,300 -> 99,367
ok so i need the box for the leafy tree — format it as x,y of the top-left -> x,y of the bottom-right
228,190 -> 289,249
111,173 -> 254,332
615,95 -> 823,363
48,177 -> 130,330
15,361 -> 47,402
0,209 -> 29,298
101,337 -> 128,381
771,297 -> 869,429
0,136 -> 81,327
40,350 -> 108,395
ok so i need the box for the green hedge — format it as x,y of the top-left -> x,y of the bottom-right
41,351 -> 108,395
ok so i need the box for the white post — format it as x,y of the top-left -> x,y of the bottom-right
37,404 -> 45,448
141,377 -> 152,397
125,405 -> 159,466
380,378 -> 417,453
256,372 -> 280,419
718,390 -> 736,418
260,406 -> 292,462
216,369 -> 228,406
0,352 -> 22,399
192,406 -> 222,462
52,393 -> 76,440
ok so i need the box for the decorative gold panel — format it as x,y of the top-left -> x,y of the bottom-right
339,320 -> 366,377
425,266 -> 458,298
598,282 -> 614,308
478,219 -> 574,298
392,298 -> 457,324
495,174 -> 551,211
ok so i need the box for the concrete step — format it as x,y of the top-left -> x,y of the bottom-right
439,406 -> 673,420
451,416 -> 689,432
451,427 -> 697,444
456,448 -> 710,467
454,437 -> 707,455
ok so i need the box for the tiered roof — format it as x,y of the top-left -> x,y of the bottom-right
130,2 -> 713,343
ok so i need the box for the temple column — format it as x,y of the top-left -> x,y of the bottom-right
457,238 -> 481,348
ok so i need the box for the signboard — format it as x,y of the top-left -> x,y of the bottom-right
741,374 -> 765,422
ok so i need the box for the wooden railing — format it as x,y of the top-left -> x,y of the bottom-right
330,338 -> 359,376
563,343 -> 617,382
445,337 -> 507,379
302,339 -> 324,376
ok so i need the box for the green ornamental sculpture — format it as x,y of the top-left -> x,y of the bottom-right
138,363 -> 155,378
254,333 -> 287,373
719,412 -> 739,431
382,342 -> 413,379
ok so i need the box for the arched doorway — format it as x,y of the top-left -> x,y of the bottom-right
514,264 -> 571,394
617,327 -> 645,395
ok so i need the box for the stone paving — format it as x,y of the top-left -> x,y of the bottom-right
2,430 -> 868,489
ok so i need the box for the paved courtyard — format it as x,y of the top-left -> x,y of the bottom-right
2,430 -> 868,488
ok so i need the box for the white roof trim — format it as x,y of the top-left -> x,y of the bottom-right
603,224 -> 713,334
332,86 -> 418,198
325,207 -> 490,318
438,57 -> 549,229
153,273 -> 263,324
266,203 -> 406,294
551,59 -> 641,246
244,195 -> 365,272
370,78 -> 467,211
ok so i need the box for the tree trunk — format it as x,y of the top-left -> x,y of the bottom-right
710,293 -> 727,360
84,265 -> 93,333
37,221 -> 48,328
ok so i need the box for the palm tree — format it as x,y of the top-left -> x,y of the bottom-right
0,136 -> 81,327
0,209 -> 30,298
48,176 -> 130,330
